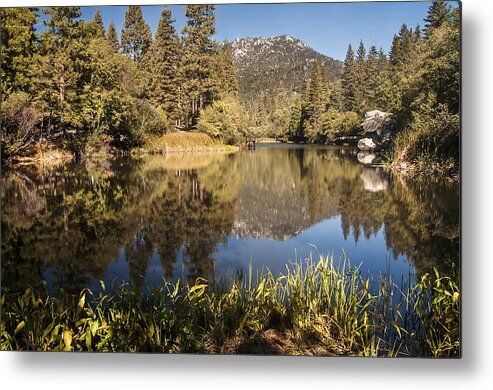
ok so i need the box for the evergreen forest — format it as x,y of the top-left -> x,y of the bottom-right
1,2 -> 460,175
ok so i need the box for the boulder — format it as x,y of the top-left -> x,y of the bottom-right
361,110 -> 393,137
357,110 -> 394,151
357,137 -> 378,152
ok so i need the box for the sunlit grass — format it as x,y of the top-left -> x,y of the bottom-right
141,131 -> 239,154
0,256 -> 459,356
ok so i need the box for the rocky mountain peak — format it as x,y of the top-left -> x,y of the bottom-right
230,34 -> 343,100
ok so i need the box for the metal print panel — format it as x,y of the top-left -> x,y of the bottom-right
0,1 -> 461,356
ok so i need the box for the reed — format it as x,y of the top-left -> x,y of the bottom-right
0,256 -> 459,356
140,131 -> 238,154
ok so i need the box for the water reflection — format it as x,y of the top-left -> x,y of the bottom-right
1,145 -> 459,294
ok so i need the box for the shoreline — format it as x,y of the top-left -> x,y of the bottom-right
390,160 -> 460,182
2,138 -> 459,183
0,258 -> 460,356
2,132 -> 239,167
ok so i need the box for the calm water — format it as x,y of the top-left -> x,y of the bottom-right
1,144 -> 460,294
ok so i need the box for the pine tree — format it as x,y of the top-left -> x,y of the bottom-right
107,21 -> 120,52
327,80 -> 343,111
305,63 -> 325,134
353,39 -> 367,114
181,4 -> 217,126
287,97 -> 303,142
144,7 -> 181,122
214,41 -> 239,97
375,48 -> 392,109
41,6 -> 82,51
308,65 -> 325,142
365,45 -> 379,109
389,24 -> 417,68
422,4 -> 459,112
121,6 -> 152,62
393,2 -> 460,171
341,44 -> 356,112
387,24 -> 423,114
0,8 -> 38,95
92,9 -> 105,37
424,1 -> 451,34
35,7 -> 86,137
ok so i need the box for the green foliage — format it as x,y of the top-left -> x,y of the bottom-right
0,8 -> 38,95
0,5 -> 241,161
106,21 -> 120,52
286,98 -> 304,141
341,44 -> 356,112
365,45 -> 380,108
421,8 -> 460,113
143,7 -> 181,122
181,5 -> 217,126
33,7 -> 86,140
197,97 -> 247,145
394,92 -> 459,174
79,39 -> 134,139
285,62 -> 362,144
0,258 -> 459,356
392,4 -> 460,174
87,9 -> 105,38
214,42 -> 239,97
1,92 -> 40,160
133,100 -> 169,137
319,109 -> 360,142
121,6 -> 152,63
0,6 -> 184,160
424,1 -> 452,33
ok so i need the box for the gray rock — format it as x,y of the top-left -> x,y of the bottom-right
361,110 -> 394,137
357,137 -> 378,152
357,110 -> 394,151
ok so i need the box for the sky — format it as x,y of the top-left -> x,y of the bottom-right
46,2 -> 446,61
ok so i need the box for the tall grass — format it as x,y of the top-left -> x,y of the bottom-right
141,131 -> 238,154
0,256 -> 459,356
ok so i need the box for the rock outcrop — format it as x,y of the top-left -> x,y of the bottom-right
357,110 -> 394,152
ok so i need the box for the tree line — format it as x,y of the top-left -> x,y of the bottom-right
281,1 -> 459,173
1,5 -> 242,162
2,2 -> 459,173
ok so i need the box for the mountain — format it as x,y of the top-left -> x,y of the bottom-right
231,34 -> 343,100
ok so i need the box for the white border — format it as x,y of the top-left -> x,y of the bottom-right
2,1 -> 492,389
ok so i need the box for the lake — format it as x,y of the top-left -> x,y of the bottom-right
1,144 -> 460,294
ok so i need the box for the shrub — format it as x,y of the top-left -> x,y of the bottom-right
197,97 -> 247,145
319,109 -> 361,143
134,100 -> 169,136
394,92 -> 459,171
333,111 -> 361,136
106,99 -> 169,150
1,91 -> 40,160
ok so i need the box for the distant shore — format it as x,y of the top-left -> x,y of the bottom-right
135,131 -> 239,154
2,131 -> 238,167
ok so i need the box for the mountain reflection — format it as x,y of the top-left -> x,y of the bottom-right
1,146 -> 459,293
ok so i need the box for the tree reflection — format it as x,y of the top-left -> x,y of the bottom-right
1,147 -> 459,293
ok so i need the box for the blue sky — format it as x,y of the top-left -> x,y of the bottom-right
68,2 -> 445,60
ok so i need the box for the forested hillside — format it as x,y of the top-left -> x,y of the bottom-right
232,35 -> 342,99
231,35 -> 342,138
